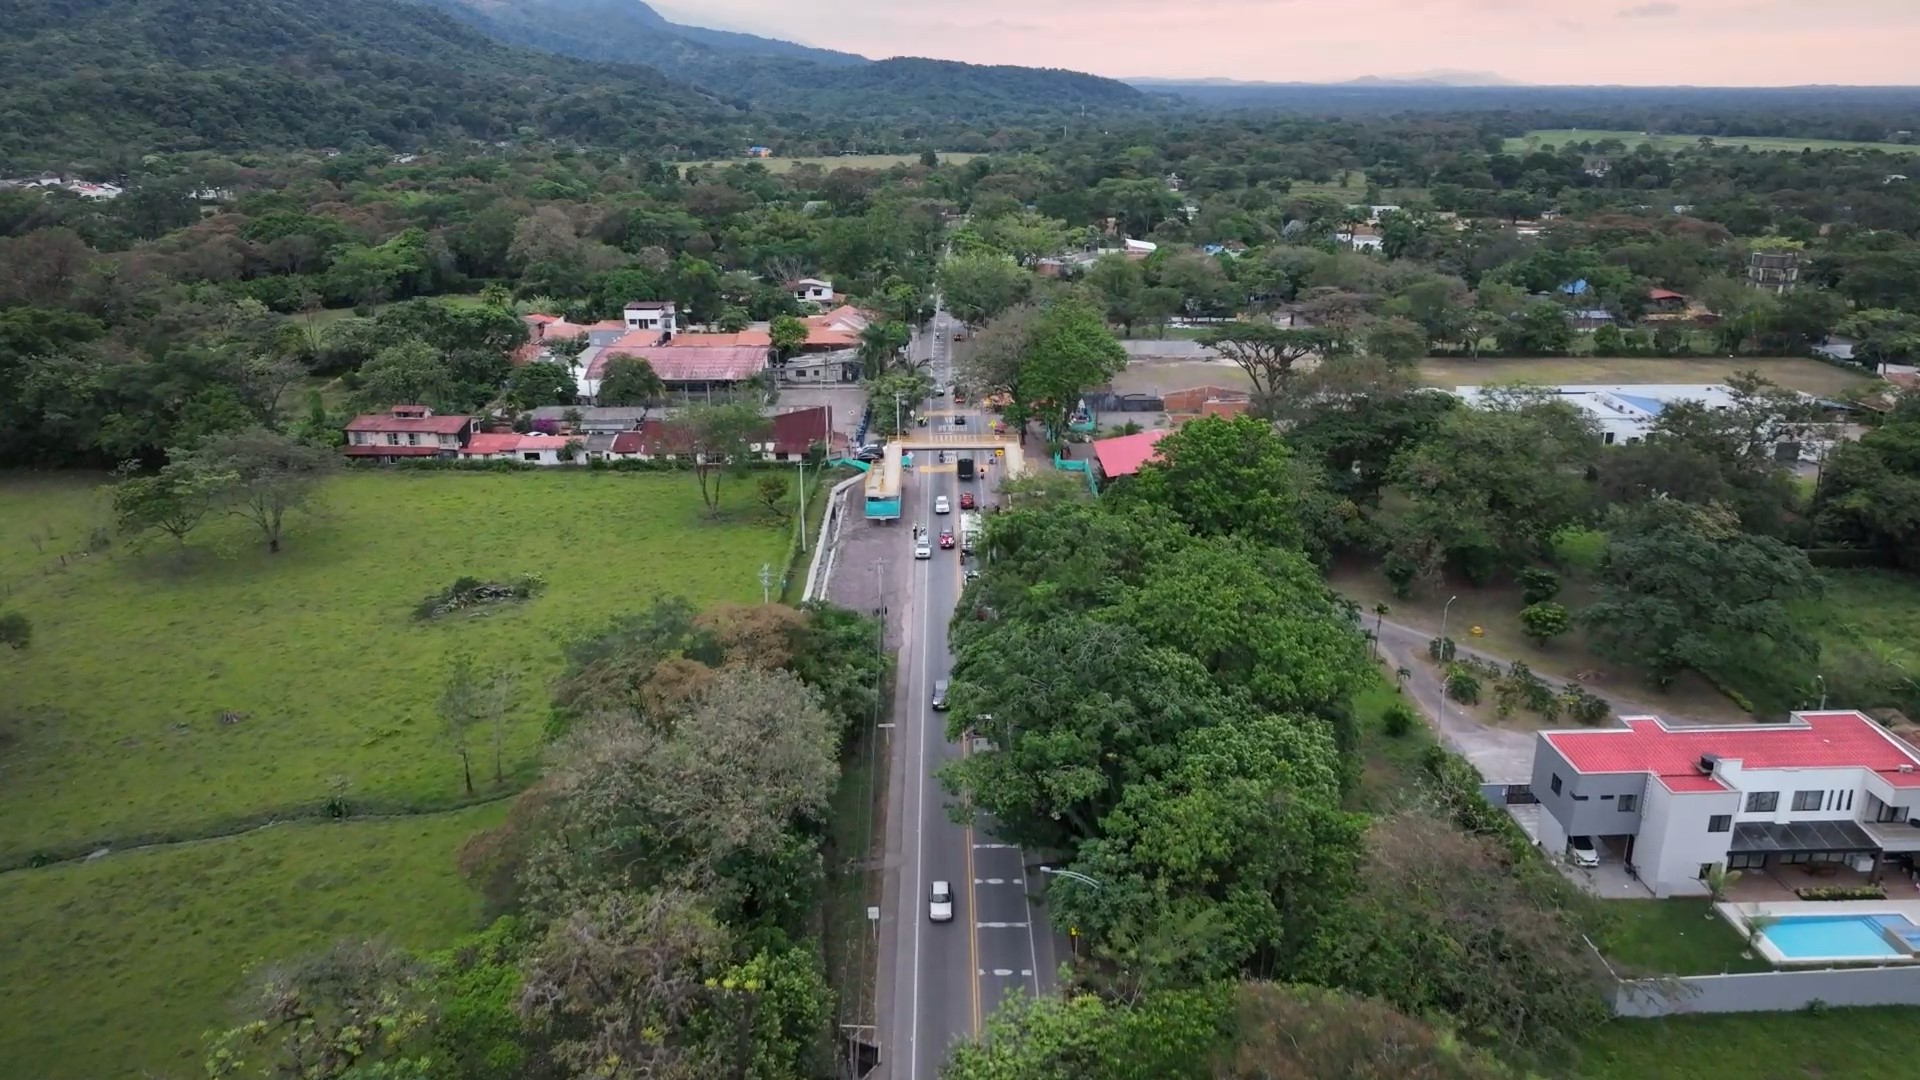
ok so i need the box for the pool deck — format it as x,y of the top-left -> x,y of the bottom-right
1717,899 -> 1920,967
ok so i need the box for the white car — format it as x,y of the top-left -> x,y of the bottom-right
914,540 -> 932,560
929,880 -> 954,922
934,495 -> 951,514
1568,835 -> 1600,868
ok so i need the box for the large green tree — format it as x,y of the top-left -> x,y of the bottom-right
1584,499 -> 1823,694
938,254 -> 1033,328
1018,297 -> 1128,444
1123,415 -> 1307,550
1197,323 -> 1335,404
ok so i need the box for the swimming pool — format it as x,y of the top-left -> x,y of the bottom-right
1760,915 -> 1908,960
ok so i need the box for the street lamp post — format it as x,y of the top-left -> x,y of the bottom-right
1038,867 -> 1103,889
1437,594 -> 1458,728
894,392 -> 903,436
1815,674 -> 1828,710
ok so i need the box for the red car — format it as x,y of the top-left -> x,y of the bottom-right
959,491 -> 976,510
938,530 -> 955,549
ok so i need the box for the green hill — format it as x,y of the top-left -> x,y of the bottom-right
0,0 -> 753,166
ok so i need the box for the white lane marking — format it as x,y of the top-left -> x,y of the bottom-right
1021,969 -> 1033,977
878,722 -> 897,729
973,843 -> 1015,849
991,968 -> 1014,976
977,921 -> 1030,928
1021,846 -> 1043,996
907,464 -> 935,1080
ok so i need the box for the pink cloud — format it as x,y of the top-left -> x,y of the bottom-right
688,0 -> 1920,85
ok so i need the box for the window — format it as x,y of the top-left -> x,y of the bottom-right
1603,431 -> 1616,445
385,433 -> 400,445
1550,773 -> 1563,795
1708,815 -> 1731,833
1879,803 -> 1911,824
522,452 -> 540,462
1729,853 -> 1766,870
1618,794 -> 1638,812
1792,790 -> 1822,812
407,433 -> 420,446
1845,790 -> 1855,812
1746,791 -> 1779,813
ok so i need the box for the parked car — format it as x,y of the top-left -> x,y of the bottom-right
964,568 -> 981,582
1568,835 -> 1600,868
932,678 -> 949,710
939,530 -> 955,549
959,491 -> 975,509
855,444 -> 883,463
934,495 -> 951,514
929,880 -> 954,922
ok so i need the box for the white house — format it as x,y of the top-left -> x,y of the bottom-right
1335,227 -> 1384,252
1530,711 -> 1920,898
623,301 -> 677,336
458,432 -> 572,465
790,278 -> 834,305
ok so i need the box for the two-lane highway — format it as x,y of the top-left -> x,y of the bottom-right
878,415 -> 1055,1080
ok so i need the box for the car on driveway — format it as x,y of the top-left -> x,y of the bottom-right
929,880 -> 954,922
959,491 -> 975,509
1568,835 -> 1600,868
934,495 -> 950,514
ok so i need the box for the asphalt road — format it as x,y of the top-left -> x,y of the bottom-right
877,409 -> 1055,1080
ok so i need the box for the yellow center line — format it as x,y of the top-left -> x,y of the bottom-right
955,496 -> 983,1035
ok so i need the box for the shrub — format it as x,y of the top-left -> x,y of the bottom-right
1444,668 -> 1481,705
1519,601 -> 1573,646
1561,684 -> 1611,726
1428,636 -> 1457,663
1519,568 -> 1561,606
1797,885 -> 1885,901
1382,703 -> 1418,738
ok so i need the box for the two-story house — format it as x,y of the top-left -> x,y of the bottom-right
790,278 -> 834,306
342,405 -> 473,462
1530,711 -> 1920,897
622,300 -> 678,337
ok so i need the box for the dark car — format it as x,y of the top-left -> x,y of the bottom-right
931,679 -> 950,710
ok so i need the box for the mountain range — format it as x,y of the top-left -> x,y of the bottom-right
0,0 -> 1148,167
1128,70 -> 1525,90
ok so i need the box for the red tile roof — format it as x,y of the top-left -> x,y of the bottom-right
461,432 -> 524,455
768,406 -> 832,455
1545,712 -> 1920,792
1091,429 -> 1168,479
344,409 -> 471,435
668,330 -> 773,348
342,444 -> 445,457
1647,287 -> 1688,301
603,334 -> 767,382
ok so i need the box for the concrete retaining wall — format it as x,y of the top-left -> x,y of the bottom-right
1616,965 -> 1920,1016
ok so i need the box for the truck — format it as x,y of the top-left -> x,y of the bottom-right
956,456 -> 975,481
959,511 -> 982,554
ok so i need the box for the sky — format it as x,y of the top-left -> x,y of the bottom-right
656,0 -> 1920,86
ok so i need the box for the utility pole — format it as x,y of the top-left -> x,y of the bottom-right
759,563 -> 772,604
797,459 -> 808,553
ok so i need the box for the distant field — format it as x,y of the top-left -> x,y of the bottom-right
677,152 -> 980,173
0,470 -> 796,863
1419,355 -> 1876,398
0,805 -> 505,1080
1576,1007 -> 1920,1080
1507,128 -> 1920,156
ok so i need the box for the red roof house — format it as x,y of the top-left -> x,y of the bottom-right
1089,429 -> 1168,481
342,405 -> 472,460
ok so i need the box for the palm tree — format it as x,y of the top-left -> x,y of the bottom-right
858,319 -> 910,380
1703,863 -> 1742,911
1372,603 -> 1390,658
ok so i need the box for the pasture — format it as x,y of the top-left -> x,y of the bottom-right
0,470 -> 797,864
1507,128 -> 1920,156
0,805 -> 506,1080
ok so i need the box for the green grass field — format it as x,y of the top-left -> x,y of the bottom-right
1419,355 -> 1876,398
1507,129 -> 1920,156
1576,1007 -> 1920,1079
0,804 -> 506,1080
0,470 -> 796,864
678,152 -> 980,174
1593,900 -> 1768,978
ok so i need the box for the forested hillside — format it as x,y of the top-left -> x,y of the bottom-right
0,0 -> 751,166
423,0 -> 1152,121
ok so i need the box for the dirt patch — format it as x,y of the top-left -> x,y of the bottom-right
1417,355 -> 1874,398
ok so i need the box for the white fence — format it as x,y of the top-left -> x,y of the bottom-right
1615,965 -> 1920,1017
